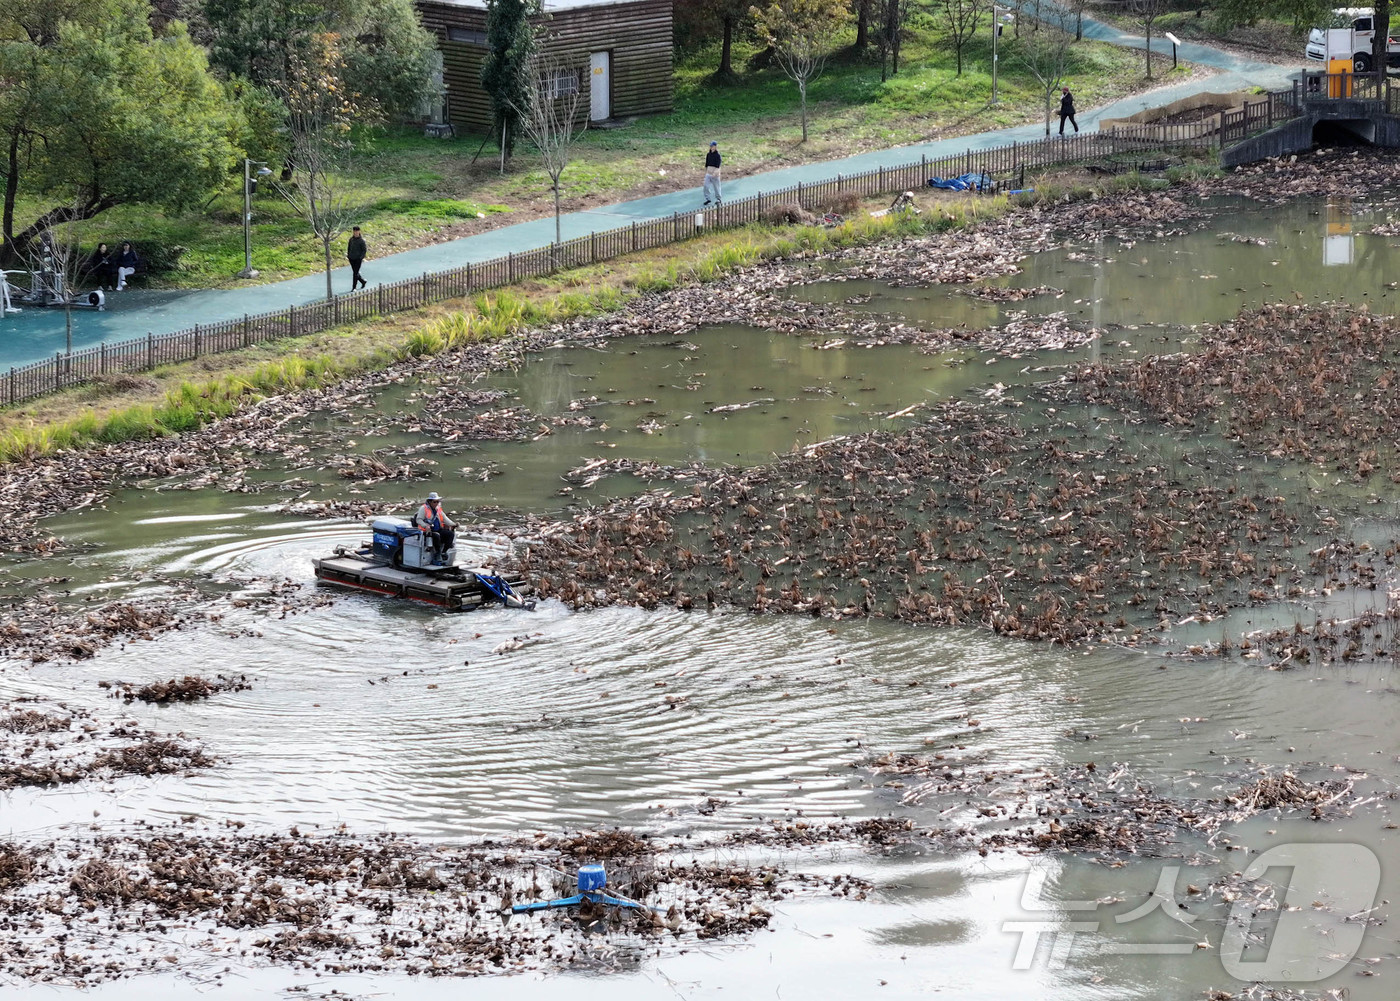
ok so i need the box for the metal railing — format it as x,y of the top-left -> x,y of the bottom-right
5,129 -> 1215,408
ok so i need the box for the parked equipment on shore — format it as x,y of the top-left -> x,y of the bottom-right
313,516 -> 535,611
1,267 -> 104,312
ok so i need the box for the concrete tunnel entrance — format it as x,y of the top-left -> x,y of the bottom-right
1312,118 -> 1377,145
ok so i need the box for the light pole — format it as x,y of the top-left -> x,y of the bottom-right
992,7 -> 1014,104
239,158 -> 273,279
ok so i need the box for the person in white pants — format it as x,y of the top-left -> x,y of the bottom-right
702,141 -> 722,206
115,241 -> 140,291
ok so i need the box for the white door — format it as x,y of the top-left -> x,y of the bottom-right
590,51 -> 611,122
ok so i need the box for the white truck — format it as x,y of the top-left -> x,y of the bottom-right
1306,10 -> 1400,72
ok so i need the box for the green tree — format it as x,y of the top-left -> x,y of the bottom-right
195,0 -> 436,118
751,0 -> 852,141
273,32 -> 376,300
481,0 -> 539,159
0,0 -> 239,262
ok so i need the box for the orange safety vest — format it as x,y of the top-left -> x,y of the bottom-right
418,503 -> 449,530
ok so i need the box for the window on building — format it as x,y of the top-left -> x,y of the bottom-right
446,27 -> 487,45
545,68 -> 580,100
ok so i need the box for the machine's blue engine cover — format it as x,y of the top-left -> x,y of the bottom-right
370,516 -> 419,559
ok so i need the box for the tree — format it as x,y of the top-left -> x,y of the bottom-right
875,0 -> 915,79
195,0 -> 437,119
510,58 -> 587,245
38,192 -> 95,355
0,0 -> 239,263
1129,0 -> 1167,77
273,33 -> 375,300
676,0 -> 752,79
853,0 -> 874,51
1015,1 -> 1076,135
481,0 -> 538,160
939,0 -> 984,76
1373,0 -> 1391,80
751,0 -> 853,141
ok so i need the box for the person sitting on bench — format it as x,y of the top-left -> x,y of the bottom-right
115,241 -> 140,290
412,491 -> 456,563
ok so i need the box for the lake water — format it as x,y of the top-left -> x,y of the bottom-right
6,193 -> 1400,999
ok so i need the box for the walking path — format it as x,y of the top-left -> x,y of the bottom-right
0,19 -> 1299,372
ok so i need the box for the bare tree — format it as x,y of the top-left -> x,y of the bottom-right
938,0 -> 985,76
751,0 -> 853,141
1129,0 -> 1167,77
1016,1 -> 1077,135
36,191 -> 99,356
274,34 -> 375,301
510,57 -> 588,245
875,0 -> 916,80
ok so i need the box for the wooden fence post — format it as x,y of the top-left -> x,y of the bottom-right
193,323 -> 201,359
422,272 -> 430,302
243,314 -> 250,347
508,252 -> 514,283
290,305 -> 297,338
147,332 -> 153,370
631,221 -> 637,252
590,231 -> 597,262
797,181 -> 804,206
7,368 -> 12,406
54,352 -> 61,391
378,284 -> 385,313
100,341 -> 106,374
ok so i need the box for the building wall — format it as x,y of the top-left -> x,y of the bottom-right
416,1 -> 674,134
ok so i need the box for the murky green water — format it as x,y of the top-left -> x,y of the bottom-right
790,194 -> 1400,331
6,194 -> 1400,1000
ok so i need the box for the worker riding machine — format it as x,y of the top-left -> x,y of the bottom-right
313,515 -> 535,611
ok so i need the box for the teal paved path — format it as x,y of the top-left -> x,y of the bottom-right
0,16 -> 1298,372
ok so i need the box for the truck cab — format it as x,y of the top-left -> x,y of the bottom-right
1307,11 -> 1400,72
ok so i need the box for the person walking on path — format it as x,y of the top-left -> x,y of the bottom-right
347,226 -> 368,289
1059,86 -> 1078,136
702,141 -> 722,207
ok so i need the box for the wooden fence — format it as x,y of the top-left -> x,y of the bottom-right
1101,91 -> 1302,147
4,129 -> 1220,408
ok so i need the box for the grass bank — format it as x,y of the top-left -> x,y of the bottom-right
12,17 -> 1176,291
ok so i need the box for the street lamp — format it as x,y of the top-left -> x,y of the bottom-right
239,158 -> 273,279
992,7 -> 1015,104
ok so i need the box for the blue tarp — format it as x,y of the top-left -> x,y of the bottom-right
927,172 -> 990,191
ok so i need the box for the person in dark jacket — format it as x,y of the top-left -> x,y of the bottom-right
87,243 -> 114,288
702,141 -> 722,207
1059,86 -> 1078,136
347,226 -> 367,289
115,242 -> 140,290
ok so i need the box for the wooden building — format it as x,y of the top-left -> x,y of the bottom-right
415,0 -> 674,134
